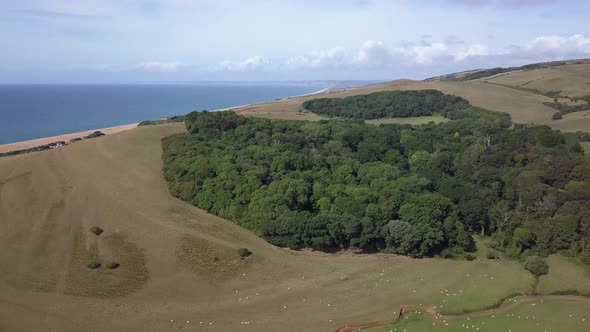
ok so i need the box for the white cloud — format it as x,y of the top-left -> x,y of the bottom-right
132,61 -> 182,72
218,56 -> 271,72
214,34 -> 590,75
525,34 -> 590,56
353,40 -> 393,66
285,48 -> 348,69
218,40 -> 487,72
395,41 -> 490,65
455,43 -> 489,61
401,42 -> 452,64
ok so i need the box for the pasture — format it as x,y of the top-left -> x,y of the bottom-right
1,124 -> 589,331
0,123 -> 567,331
365,114 -> 449,126
234,63 -> 590,133
483,64 -> 590,98
365,297 -> 590,332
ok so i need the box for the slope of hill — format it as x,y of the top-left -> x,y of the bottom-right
429,58 -> 590,83
3,59 -> 590,332
235,60 -> 590,133
2,123 -> 589,332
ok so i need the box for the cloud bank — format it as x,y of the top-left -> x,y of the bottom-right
131,61 -> 183,72
215,33 -> 590,73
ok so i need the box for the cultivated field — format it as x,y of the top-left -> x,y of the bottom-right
235,63 -> 590,132
2,124 -> 589,331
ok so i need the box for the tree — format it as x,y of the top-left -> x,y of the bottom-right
524,255 -> 549,277
536,129 -> 564,147
303,90 -> 469,119
570,142 -> 584,154
398,194 -> 452,255
512,227 -> 534,253
409,151 -> 431,173
382,220 -> 422,257
488,201 -> 512,233
163,101 -> 590,259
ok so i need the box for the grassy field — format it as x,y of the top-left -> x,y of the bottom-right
244,110 -> 328,121
2,61 -> 590,331
3,62 -> 590,332
365,114 -> 449,126
550,110 -> 590,133
246,111 -> 448,126
365,297 -> 590,332
234,63 -> 590,133
538,255 -> 590,295
484,64 -> 590,97
1,124 -> 590,331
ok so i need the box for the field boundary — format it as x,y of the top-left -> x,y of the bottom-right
334,294 -> 590,332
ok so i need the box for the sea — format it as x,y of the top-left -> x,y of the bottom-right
0,83 -> 325,144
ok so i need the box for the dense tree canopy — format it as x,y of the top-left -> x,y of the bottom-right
162,99 -> 590,260
302,90 -> 470,119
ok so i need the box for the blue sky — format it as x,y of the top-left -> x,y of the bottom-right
1,0 -> 589,83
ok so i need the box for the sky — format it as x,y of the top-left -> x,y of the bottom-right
1,0 -> 590,83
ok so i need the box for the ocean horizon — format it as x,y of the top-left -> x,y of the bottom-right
0,82 -> 326,144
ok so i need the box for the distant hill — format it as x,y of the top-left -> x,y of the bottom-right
234,58 -> 590,133
426,58 -> 590,82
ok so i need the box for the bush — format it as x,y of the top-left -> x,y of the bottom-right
580,252 -> 590,265
106,262 -> 120,269
90,226 -> 104,236
486,250 -> 499,260
465,253 -> 476,261
237,248 -> 252,258
524,255 -> 549,277
84,131 -> 105,139
552,112 -> 563,120
87,260 -> 101,269
570,142 -> 585,154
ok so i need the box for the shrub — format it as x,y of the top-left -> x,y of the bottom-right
106,262 -> 120,269
90,226 -> 104,236
440,247 -> 464,259
580,252 -> 590,265
552,112 -> 563,120
570,142 -> 585,154
524,255 -> 549,277
87,260 -> 101,269
237,248 -> 252,258
84,131 -> 105,139
465,253 -> 476,261
486,250 -> 499,260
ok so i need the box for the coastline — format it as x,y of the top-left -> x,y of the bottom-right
0,85 -> 336,155
0,123 -> 139,154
